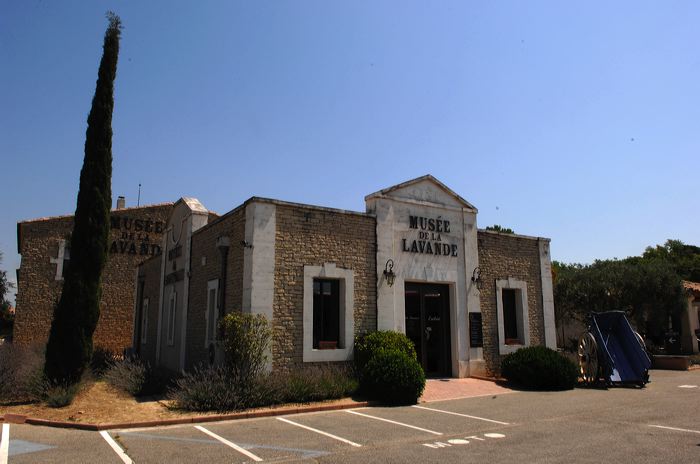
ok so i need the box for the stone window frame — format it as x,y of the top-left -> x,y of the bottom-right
495,278 -> 530,355
140,298 -> 149,344
303,263 -> 354,362
167,291 -> 177,346
204,279 -> 219,348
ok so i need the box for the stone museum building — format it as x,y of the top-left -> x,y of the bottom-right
134,175 -> 557,377
14,198 -> 173,353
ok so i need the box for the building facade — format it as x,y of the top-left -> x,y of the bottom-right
14,201 -> 173,353
135,176 -> 556,376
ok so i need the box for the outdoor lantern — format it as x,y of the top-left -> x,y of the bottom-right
383,259 -> 396,287
471,267 -> 483,290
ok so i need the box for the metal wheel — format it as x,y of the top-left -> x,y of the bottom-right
578,332 -> 599,386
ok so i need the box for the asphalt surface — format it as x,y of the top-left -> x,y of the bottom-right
2,369 -> 698,463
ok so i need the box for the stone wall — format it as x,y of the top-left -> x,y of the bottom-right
273,203 -> 377,372
477,230 -> 546,375
14,204 -> 172,354
184,206 -> 246,369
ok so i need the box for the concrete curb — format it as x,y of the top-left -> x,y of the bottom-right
0,400 -> 372,431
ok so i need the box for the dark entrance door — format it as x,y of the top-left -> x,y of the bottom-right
405,283 -> 451,377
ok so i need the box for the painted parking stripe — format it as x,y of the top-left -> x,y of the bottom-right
277,417 -> 362,447
412,405 -> 511,425
346,410 -> 443,436
99,431 -> 133,464
649,425 -> 700,435
194,425 -> 263,462
0,423 -> 9,464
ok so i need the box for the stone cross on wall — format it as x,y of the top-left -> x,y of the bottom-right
49,239 -> 70,281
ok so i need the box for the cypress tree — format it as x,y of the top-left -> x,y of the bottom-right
45,13 -> 121,384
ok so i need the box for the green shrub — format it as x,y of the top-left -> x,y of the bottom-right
0,343 -> 45,404
104,357 -> 175,397
170,313 -> 271,412
45,382 -> 79,408
272,365 -> 358,404
103,357 -> 147,396
171,364 -> 358,412
501,346 -> 578,390
362,350 -> 425,405
219,312 -> 271,382
90,347 -> 120,377
354,331 -> 417,375
169,366 -> 251,412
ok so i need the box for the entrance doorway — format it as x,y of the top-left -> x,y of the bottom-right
405,283 -> 452,377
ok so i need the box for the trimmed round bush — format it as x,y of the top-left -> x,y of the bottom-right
501,346 -> 578,390
354,331 -> 417,374
362,349 -> 426,405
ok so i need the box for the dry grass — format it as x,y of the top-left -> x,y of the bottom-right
0,381 -> 196,424
0,379 -> 362,425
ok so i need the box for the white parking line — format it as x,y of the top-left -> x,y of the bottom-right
412,405 -> 511,425
1,423 -> 9,464
649,425 -> 700,435
346,410 -> 443,435
277,417 -> 362,447
194,425 -> 263,462
99,431 -> 133,464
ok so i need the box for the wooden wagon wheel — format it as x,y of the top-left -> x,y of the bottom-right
578,332 -> 599,386
633,331 -> 650,386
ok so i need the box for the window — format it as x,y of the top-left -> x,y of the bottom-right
167,291 -> 177,346
502,289 -> 519,344
303,263 -> 354,362
205,279 -> 219,347
313,279 -> 340,349
140,298 -> 149,344
495,278 -> 530,355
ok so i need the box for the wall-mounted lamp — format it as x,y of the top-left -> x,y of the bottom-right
240,240 -> 253,249
383,259 -> 396,287
471,267 -> 483,290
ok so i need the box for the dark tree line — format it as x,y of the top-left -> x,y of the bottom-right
0,252 -> 14,338
553,239 -> 698,349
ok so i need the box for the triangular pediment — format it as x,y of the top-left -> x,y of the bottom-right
365,175 -> 477,212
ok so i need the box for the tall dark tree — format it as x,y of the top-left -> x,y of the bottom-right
45,13 -> 121,384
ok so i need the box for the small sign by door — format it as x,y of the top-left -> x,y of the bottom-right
469,313 -> 483,348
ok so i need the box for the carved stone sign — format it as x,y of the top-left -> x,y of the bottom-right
108,215 -> 164,256
402,215 -> 458,257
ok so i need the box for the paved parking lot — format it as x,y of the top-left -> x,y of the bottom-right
1,369 -> 698,463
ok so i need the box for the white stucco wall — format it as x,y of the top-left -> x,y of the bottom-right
242,201 -> 277,370
538,239 -> 557,349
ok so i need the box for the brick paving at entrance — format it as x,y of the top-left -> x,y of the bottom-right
420,377 -> 515,402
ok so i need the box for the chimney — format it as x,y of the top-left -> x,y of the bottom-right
116,196 -> 126,210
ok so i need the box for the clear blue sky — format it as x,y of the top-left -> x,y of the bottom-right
2,1 -> 699,304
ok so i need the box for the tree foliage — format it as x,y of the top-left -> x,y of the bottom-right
0,252 -> 11,304
553,239 -> 694,346
485,225 -> 514,234
44,13 -> 121,384
642,239 -> 700,282
218,312 -> 271,382
0,252 -> 15,338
